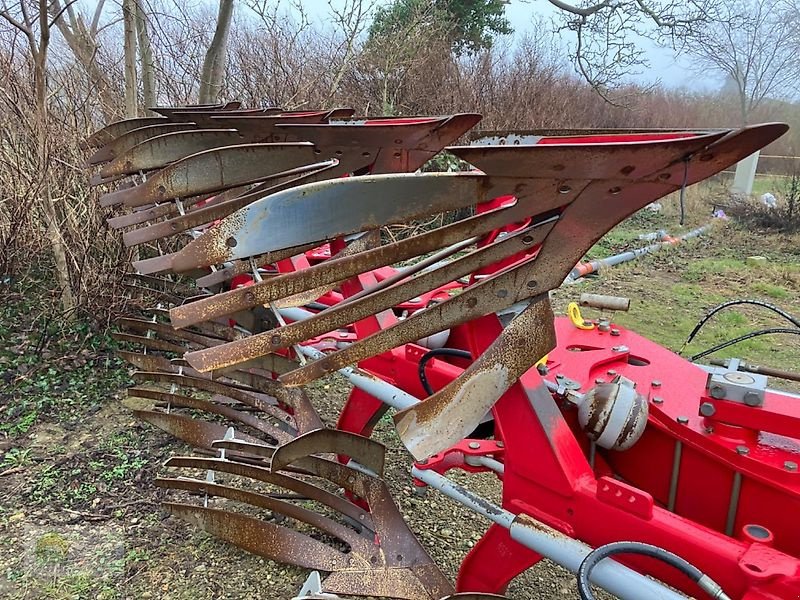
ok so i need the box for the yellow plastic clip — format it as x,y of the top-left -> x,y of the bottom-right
568,302 -> 594,330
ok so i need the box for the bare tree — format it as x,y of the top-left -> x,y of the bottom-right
199,0 -> 234,103
135,0 -> 156,110
122,0 -> 138,116
685,0 -> 800,124
0,0 -> 75,315
547,0 -> 722,95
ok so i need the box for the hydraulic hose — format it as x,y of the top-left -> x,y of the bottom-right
418,347 -> 472,396
577,541 -> 731,600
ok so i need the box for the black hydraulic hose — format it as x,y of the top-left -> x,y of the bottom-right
577,541 -> 731,600
418,347 -> 472,396
684,299 -> 800,350
690,328 -> 800,361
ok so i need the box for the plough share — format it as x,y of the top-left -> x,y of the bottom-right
85,103 -> 800,600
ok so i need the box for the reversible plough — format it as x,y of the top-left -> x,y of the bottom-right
85,102 -> 800,600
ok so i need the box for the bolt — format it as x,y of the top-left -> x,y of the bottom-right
704,426 -> 715,434
556,374 -> 565,380
611,345 -> 629,353
743,391 -> 762,407
468,442 -> 481,450
652,380 -> 662,388
598,320 -> 611,332
677,416 -> 689,424
537,364 -> 549,375
652,396 -> 664,404
709,385 -> 726,399
607,369 -> 617,376
610,328 -> 621,336
736,445 -> 749,455
495,441 -> 504,448
699,402 -> 716,417
595,378 -> 604,385
784,461 -> 798,472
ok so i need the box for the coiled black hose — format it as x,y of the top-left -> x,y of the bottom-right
684,299 -> 800,349
577,541 -> 730,600
417,347 -> 472,396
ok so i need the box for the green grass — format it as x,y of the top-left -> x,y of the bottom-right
0,278 -> 133,438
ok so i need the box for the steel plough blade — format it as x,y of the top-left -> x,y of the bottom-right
164,124 -> 785,459
157,431 -> 454,599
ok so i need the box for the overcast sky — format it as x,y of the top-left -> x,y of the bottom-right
285,0 -> 722,91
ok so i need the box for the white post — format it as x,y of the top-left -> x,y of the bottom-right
732,151 -> 760,195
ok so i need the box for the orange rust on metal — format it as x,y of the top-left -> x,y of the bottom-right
134,409 -> 263,449
128,387 -> 292,443
162,455 -> 375,529
270,429 -> 386,476
156,477 -> 365,549
278,124 -> 787,388
88,123 -> 197,165
102,143 -> 321,209
111,332 -> 186,354
184,220 -> 553,373
115,318 -> 226,348
85,116 -> 169,148
121,162 -> 334,247
169,195 -> 555,329
100,129 -> 245,178
394,296 -> 556,460
163,504 -> 350,571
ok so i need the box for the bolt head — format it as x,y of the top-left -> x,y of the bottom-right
651,380 -> 662,388
610,328 -> 621,336
677,416 -> 689,424
743,391 -> 762,407
607,369 -> 617,376
736,445 -> 750,455
785,461 -> 798,472
699,402 -> 716,417
495,441 -> 504,448
468,441 -> 480,450
652,396 -> 664,404
594,378 -> 604,385
709,385 -> 726,399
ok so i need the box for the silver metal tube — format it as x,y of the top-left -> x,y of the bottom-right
413,467 -> 688,600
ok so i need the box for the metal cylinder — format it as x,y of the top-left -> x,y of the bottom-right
579,293 -> 631,312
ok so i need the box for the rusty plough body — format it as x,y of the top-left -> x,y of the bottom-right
87,104 -> 800,600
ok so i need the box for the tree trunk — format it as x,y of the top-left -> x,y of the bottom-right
37,1 -> 76,317
198,0 -> 234,104
135,0 -> 156,113
123,0 -> 139,117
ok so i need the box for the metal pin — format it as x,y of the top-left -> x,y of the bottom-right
725,471 -> 742,536
667,440 -> 682,512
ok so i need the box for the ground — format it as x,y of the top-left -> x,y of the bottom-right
1,187 -> 799,600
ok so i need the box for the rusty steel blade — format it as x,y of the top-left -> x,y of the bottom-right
183,219 -> 555,373
112,332 -> 186,354
100,129 -> 245,178
116,350 -> 208,379
130,371 -> 291,423
270,429 -> 386,476
162,456 -> 375,530
100,142 -> 321,208
157,130 -> 734,275
394,297 -> 555,459
85,116 -> 169,148
163,504 -> 350,571
128,387 -> 292,443
88,123 -> 197,165
121,161 -> 336,247
156,477 -> 366,549
192,243 -> 321,288
116,317 -> 226,348
163,173 -> 490,273
134,409 -> 263,448
107,185 -> 251,229
276,123 -> 787,387
169,189 -> 566,329
99,110 -> 349,179
151,101 -> 241,118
